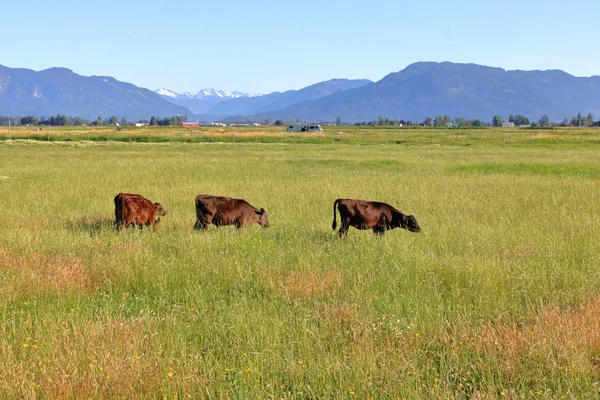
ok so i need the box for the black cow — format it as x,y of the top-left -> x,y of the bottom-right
332,198 -> 420,238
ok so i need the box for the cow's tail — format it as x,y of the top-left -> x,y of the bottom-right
332,199 -> 342,230
114,193 -> 124,229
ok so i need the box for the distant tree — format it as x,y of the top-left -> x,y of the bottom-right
274,120 -> 285,126
92,116 -> 103,126
20,116 -> 38,125
108,116 -> 118,125
530,122 -> 540,128
539,115 -> 551,127
454,117 -> 467,126
264,118 -> 270,125
423,117 -> 433,127
48,114 -> 67,126
120,117 -> 128,126
560,118 -> 570,127
472,119 -> 483,127
586,112 -> 594,126
513,115 -> 530,126
335,116 -> 341,125
433,116 -> 446,127
150,116 -> 158,126
70,116 -> 84,126
492,115 -> 503,127
571,116 -> 578,126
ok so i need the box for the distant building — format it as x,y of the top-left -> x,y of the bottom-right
178,121 -> 199,127
502,122 -> 515,128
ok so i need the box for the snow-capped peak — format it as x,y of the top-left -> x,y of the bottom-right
155,88 -> 266,99
156,88 -> 178,98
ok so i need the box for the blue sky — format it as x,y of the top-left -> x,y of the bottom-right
2,0 -> 599,93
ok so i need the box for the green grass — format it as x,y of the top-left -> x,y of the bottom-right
0,140 -> 599,398
2,124 -> 600,147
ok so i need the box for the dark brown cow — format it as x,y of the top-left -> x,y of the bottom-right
332,198 -> 420,238
114,193 -> 166,231
194,195 -> 269,231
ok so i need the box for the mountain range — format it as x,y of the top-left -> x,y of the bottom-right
249,62 -> 600,122
0,65 -> 189,120
1,62 -> 600,122
155,88 -> 266,114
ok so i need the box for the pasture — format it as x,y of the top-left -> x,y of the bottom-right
0,136 -> 599,398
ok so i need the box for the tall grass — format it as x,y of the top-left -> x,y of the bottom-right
0,141 -> 599,397
2,125 -> 600,146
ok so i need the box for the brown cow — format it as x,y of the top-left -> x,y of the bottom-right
332,198 -> 420,238
194,195 -> 269,231
114,193 -> 166,231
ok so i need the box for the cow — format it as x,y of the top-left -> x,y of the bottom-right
194,195 -> 269,231
114,193 -> 166,231
332,198 -> 420,238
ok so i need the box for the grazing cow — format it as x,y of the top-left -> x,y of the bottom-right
114,193 -> 166,231
194,195 -> 269,231
332,198 -> 420,238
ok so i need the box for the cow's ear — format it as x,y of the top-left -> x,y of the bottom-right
255,209 -> 262,215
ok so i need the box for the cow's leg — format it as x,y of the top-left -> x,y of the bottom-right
124,216 -> 134,229
195,214 -> 211,232
373,226 -> 386,236
337,218 -> 350,239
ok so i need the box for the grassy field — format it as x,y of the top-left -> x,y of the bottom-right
0,137 -> 599,398
2,124 -> 600,147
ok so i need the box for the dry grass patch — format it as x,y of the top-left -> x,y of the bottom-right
435,295 -> 600,388
0,249 -> 98,298
262,267 -> 342,299
0,317 -> 166,398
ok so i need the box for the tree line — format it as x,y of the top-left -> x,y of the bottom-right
1,113 -> 598,128
349,113 -> 598,128
0,114 -> 187,127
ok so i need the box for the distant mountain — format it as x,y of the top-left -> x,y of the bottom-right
3,62 -> 599,124
155,88 -> 266,114
207,78 -> 373,116
0,65 -> 192,120
249,62 -> 600,122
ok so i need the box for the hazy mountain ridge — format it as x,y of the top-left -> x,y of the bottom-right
206,79 -> 373,116
0,65 -> 190,120
2,62 -> 600,123
248,62 -> 600,122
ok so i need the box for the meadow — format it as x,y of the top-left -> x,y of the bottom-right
0,130 -> 599,398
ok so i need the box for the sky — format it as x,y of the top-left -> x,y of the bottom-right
1,0 -> 599,94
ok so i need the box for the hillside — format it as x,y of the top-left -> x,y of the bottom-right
207,78 -> 372,116
0,65 -> 192,120
249,62 -> 600,122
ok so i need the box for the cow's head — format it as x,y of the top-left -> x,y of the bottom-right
392,211 -> 421,233
255,208 -> 270,227
404,214 -> 421,233
154,203 -> 167,217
